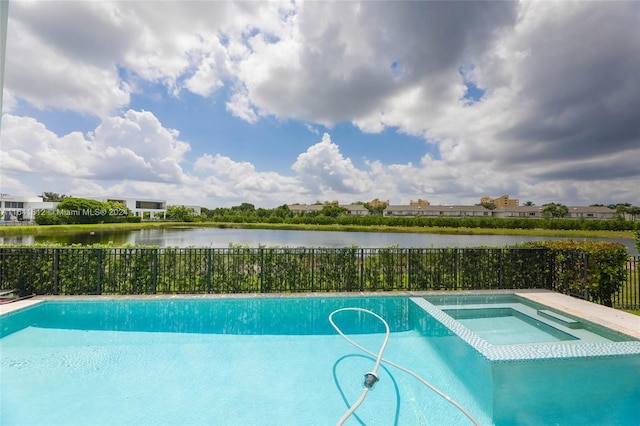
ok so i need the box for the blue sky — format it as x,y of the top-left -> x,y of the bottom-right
1,1 -> 639,208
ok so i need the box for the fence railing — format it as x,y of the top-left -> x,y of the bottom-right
1,248 -> 637,308
614,256 -> 639,309
0,246 -> 595,294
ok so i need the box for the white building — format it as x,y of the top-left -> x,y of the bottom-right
0,195 -> 57,223
1,195 -> 170,223
87,197 -> 167,220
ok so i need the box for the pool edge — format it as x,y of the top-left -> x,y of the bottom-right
0,298 -> 44,315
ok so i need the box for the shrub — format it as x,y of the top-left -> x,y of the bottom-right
523,240 -> 629,306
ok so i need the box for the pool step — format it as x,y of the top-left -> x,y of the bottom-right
538,309 -> 581,329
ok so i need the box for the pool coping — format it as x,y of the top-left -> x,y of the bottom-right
1,289 -> 638,340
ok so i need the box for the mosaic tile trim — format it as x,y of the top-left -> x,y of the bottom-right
410,297 -> 640,363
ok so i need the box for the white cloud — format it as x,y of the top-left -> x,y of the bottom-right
1,110 -> 190,185
292,133 -> 373,195
194,153 -> 304,204
6,7 -> 130,117
225,91 -> 259,124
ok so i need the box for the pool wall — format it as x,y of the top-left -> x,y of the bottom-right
409,302 -> 495,419
491,356 -> 640,425
1,297 -> 412,337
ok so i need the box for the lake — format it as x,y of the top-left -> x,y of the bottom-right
1,227 -> 636,255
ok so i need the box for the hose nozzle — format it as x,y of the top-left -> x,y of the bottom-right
364,372 -> 379,389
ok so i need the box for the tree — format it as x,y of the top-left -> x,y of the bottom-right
363,200 -> 388,216
319,204 -> 348,217
627,206 -> 640,221
39,192 -> 68,202
233,203 -> 255,213
272,204 -> 293,219
56,197 -> 108,223
34,210 -> 63,225
255,208 -> 270,218
541,203 -> 568,219
166,205 -> 196,222
105,200 -> 132,217
480,202 -> 496,210
607,202 -> 631,210
523,201 -> 535,206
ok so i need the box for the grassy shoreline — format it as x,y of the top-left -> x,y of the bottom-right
0,221 -> 634,239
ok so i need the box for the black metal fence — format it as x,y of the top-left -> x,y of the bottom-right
0,246 -> 594,294
1,247 -> 637,308
614,256 -> 639,309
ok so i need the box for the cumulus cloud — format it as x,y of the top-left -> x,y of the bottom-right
292,133 -> 373,194
1,110 -> 190,185
231,1 -> 518,127
194,153 -> 304,204
5,18 -> 130,116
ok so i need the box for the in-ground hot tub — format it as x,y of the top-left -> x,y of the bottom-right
410,292 -> 640,425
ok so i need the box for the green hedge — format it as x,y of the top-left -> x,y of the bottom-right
522,241 -> 629,306
207,214 -> 640,231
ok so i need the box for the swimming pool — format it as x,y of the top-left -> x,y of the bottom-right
1,294 -> 639,425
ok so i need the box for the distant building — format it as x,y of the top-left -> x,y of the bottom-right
87,197 -> 167,220
288,203 -> 369,216
0,195 -> 56,223
565,206 -> 617,220
344,204 -> 369,216
481,195 -> 519,207
384,205 -> 492,218
492,206 -> 617,220
384,203 -> 619,220
409,199 -> 431,206
492,206 -> 542,219
287,204 -> 324,215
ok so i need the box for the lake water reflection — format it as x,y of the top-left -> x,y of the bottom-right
2,226 -> 636,255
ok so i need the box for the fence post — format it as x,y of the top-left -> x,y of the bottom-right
311,248 -> 315,292
359,248 -> 365,292
454,248 -> 459,290
499,249 -> 504,289
260,248 -> 264,293
407,248 -> 412,292
96,249 -> 102,295
206,248 -> 212,294
152,248 -> 158,294
583,252 -> 590,301
53,248 -> 60,295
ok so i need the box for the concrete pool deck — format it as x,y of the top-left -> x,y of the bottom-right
515,290 -> 640,340
1,289 -> 638,340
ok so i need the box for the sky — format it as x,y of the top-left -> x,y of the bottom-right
1,0 -> 639,209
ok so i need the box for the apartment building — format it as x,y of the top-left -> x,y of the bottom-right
288,204 -> 369,216
481,195 -> 519,207
384,205 -> 492,218
492,206 -> 617,220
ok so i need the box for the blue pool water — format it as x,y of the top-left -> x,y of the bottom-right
449,311 -> 575,345
1,296 -> 639,426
